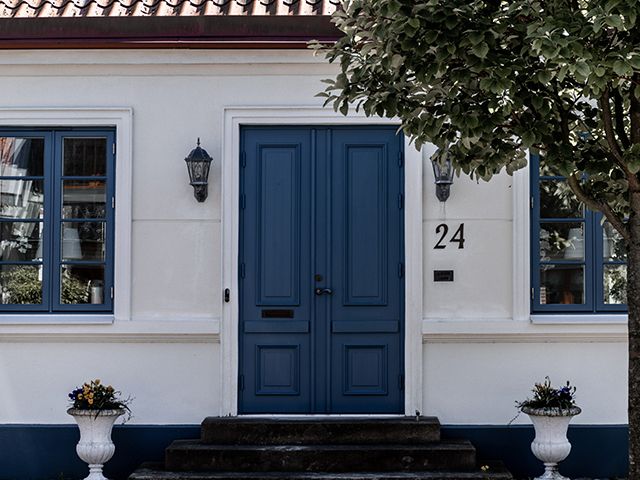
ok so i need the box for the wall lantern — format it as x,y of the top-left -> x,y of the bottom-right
185,138 -> 213,202
424,148 -> 454,202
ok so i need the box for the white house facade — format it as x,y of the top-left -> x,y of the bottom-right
0,2 -> 629,478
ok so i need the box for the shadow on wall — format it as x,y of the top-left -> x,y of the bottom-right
441,424 -> 628,479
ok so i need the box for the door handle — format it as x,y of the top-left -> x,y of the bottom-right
315,288 -> 333,296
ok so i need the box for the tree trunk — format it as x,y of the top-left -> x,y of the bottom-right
629,192 -> 640,480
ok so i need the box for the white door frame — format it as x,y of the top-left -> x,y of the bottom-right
220,107 -> 423,416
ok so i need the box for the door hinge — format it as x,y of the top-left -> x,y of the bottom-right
531,287 -> 534,300
112,143 -> 116,155
398,193 -> 404,210
399,374 -> 404,391
239,375 -> 245,391
110,286 -> 114,300
531,196 -> 534,209
111,196 -> 115,209
240,262 -> 246,279
398,151 -> 404,168
240,194 -> 246,210
224,288 -> 230,303
398,262 -> 404,278
241,151 -> 247,168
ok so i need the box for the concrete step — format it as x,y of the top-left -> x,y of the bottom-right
164,440 -> 477,473
130,463 -> 513,480
200,417 -> 441,445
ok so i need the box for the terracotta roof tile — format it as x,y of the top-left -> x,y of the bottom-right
0,0 -> 338,17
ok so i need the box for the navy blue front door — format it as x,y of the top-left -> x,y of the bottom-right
239,126 -> 404,414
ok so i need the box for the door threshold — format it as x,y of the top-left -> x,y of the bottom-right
237,414 -> 408,418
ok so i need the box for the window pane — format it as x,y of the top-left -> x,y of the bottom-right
61,222 -> 105,261
540,265 -> 585,305
62,180 -> 106,219
603,222 -> 626,261
63,138 -> 107,177
0,222 -> 43,261
540,180 -> 583,218
60,265 -> 104,305
604,265 -> 627,305
540,222 -> 584,261
0,137 -> 44,177
0,180 -> 44,219
0,264 -> 42,304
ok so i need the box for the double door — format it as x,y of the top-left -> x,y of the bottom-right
239,126 -> 404,414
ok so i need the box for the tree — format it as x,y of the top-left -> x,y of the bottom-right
315,0 -> 640,477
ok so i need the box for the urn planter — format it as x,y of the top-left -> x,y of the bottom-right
522,406 -> 581,480
67,408 -> 124,480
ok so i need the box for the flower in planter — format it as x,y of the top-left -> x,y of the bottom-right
516,377 -> 578,411
68,379 -> 131,417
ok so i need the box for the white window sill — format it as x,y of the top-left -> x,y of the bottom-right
530,314 -> 628,325
0,314 -> 114,325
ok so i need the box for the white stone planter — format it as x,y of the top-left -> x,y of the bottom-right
67,408 -> 124,480
522,406 -> 582,480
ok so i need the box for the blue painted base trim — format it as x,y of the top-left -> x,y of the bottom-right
442,424 -> 628,479
0,424 -> 628,479
0,424 -> 200,480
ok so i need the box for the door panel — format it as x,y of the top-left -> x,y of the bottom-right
239,126 -> 404,414
239,129 -> 313,414
328,128 -> 404,413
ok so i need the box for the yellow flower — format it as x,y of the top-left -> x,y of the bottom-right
95,379 -> 101,385
88,398 -> 93,405
78,394 -> 83,400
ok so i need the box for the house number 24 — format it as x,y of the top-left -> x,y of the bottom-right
434,223 -> 465,249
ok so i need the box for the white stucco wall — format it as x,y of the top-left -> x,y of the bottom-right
0,49 -> 628,425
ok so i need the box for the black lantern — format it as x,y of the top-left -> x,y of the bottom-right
185,138 -> 213,202
426,148 -> 454,202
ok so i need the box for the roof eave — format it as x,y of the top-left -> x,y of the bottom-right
0,15 -> 341,49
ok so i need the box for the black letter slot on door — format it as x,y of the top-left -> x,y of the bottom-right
261,309 -> 294,318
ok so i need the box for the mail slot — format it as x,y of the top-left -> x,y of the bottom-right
261,309 -> 294,318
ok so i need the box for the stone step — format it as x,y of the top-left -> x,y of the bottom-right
164,440 -> 477,473
200,417 -> 440,445
130,463 -> 513,480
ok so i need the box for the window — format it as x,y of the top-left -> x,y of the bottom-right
531,153 -> 627,313
0,129 -> 115,312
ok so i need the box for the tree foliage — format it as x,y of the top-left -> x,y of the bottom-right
316,1 -> 640,476
316,0 -> 640,241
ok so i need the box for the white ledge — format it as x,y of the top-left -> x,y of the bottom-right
422,318 -> 627,343
530,314 -> 627,324
0,319 -> 220,343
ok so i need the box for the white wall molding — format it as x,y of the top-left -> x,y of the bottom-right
422,319 -> 627,343
0,107 -> 134,322
0,319 -> 220,343
0,50 -> 324,66
221,106 -> 423,416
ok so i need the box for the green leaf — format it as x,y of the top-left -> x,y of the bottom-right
471,42 -> 489,59
522,131 -> 537,148
613,60 -> 630,76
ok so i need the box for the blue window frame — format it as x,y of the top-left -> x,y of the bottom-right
0,128 -> 115,313
531,153 -> 627,313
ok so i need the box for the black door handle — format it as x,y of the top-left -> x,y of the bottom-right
315,288 -> 333,296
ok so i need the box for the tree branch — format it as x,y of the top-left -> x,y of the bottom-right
613,87 -> 631,149
631,73 -> 640,144
599,88 -> 625,162
567,173 -> 630,242
599,88 -> 640,191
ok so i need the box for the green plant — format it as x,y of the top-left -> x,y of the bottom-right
1,265 -> 89,304
68,379 -> 131,414
517,377 -> 578,410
